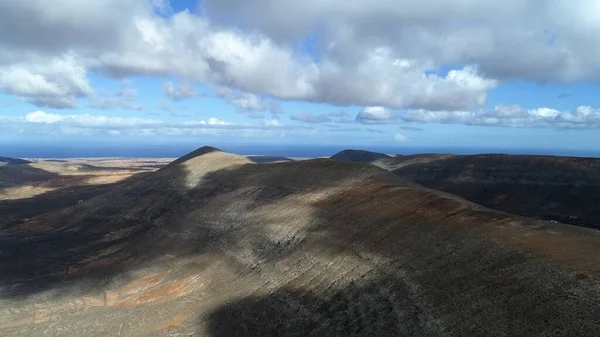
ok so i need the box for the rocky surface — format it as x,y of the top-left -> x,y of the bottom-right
1,147 -> 600,336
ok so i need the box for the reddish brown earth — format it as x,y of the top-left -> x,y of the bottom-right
1,147 -> 600,336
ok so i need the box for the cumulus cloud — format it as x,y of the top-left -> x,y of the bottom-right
216,87 -> 267,117
0,54 -> 92,108
0,0 -> 499,111
204,0 -> 600,82
2,0 -> 600,118
356,107 -> 398,124
163,80 -> 197,100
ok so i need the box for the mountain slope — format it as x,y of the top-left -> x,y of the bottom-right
1,147 -> 600,336
0,156 -> 30,166
390,153 -> 600,228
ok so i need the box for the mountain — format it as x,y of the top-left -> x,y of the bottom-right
390,153 -> 600,228
330,149 -> 391,163
0,156 -> 30,166
1,147 -> 600,335
246,155 -> 295,164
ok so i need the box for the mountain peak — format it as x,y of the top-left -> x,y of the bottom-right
166,146 -> 223,167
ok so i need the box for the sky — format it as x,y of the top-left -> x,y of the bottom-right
1,0 -> 600,155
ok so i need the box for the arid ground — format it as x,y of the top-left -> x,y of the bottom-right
1,147 -> 600,336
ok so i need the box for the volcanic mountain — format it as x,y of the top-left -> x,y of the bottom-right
2,146 -> 600,336
330,149 -> 391,163
384,153 -> 600,229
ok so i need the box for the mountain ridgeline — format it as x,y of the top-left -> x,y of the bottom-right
332,150 -> 600,229
1,147 -> 600,335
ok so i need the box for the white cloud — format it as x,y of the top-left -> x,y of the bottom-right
356,107 -> 397,124
401,105 -> 600,128
163,80 -> 197,100
0,54 -> 92,108
204,0 -> 600,82
229,93 -> 266,112
0,110 -> 314,138
1,0 -> 600,116
23,110 -> 159,127
216,87 -> 267,117
0,1 -> 495,111
194,118 -> 230,126
25,111 -> 64,123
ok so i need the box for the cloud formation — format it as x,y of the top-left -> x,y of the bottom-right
163,80 -> 197,100
291,112 -> 332,124
291,111 -> 355,124
216,87 -> 267,117
204,0 -> 600,82
355,107 -> 398,124
1,0 -> 600,135
0,0 -> 502,111
402,105 -> 600,128
0,110 -> 310,138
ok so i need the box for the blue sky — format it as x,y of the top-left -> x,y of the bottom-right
1,0 -> 600,156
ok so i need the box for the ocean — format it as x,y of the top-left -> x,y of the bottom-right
1,141 -> 599,159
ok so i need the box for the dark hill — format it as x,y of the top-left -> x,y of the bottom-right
0,165 -> 56,188
0,156 -> 31,166
391,153 -> 600,228
330,149 -> 391,163
246,155 -> 295,164
2,147 -> 600,335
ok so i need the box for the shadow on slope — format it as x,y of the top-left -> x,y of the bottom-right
0,156 -> 31,166
391,154 -> 600,229
0,165 -> 57,189
0,151 -> 383,299
0,175 -> 145,227
206,177 -> 600,336
2,147 -> 600,335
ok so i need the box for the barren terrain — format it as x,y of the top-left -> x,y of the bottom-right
1,148 -> 600,336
